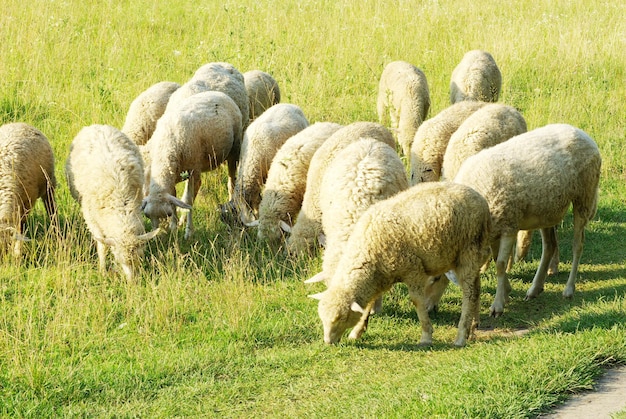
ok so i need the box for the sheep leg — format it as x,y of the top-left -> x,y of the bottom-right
525,226 -> 557,300
96,240 -> 108,274
454,267 -> 481,347
563,215 -> 586,298
407,286 -> 434,346
226,155 -> 238,201
490,234 -> 515,317
547,226 -> 560,275
179,171 -> 199,240
347,300 -> 375,340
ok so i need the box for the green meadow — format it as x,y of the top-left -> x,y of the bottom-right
1,0 -> 625,417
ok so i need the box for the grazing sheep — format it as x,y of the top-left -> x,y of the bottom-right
66,125 -> 161,279
0,122 -> 57,256
377,60 -> 430,156
318,138 -> 409,279
410,100 -> 487,184
142,91 -> 243,239
450,50 -> 501,104
285,121 -> 396,255
121,81 -> 181,146
244,70 -> 281,120
441,103 -> 527,180
220,103 -> 309,226
309,181 -> 492,347
453,124 -> 601,317
256,122 -> 343,245
165,62 -> 249,132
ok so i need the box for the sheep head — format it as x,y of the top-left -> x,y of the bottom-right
142,193 -> 191,232
309,290 -> 365,344
95,228 -> 162,279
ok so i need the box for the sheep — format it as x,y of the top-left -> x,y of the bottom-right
309,181 -> 492,347
453,124 -> 601,317
142,91 -> 243,240
65,125 -> 161,279
165,62 -> 249,133
377,60 -> 430,156
285,121 -> 396,255
255,122 -> 343,245
318,138 -> 409,279
121,81 -> 181,146
244,70 -> 281,120
450,50 -> 501,104
219,103 -> 309,226
441,103 -> 527,180
0,122 -> 57,256
410,100 -> 487,184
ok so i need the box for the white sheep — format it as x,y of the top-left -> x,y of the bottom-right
66,125 -> 161,279
220,103 -> 309,226
285,121 -> 396,255
255,122 -> 343,245
450,50 -> 501,104
410,100 -> 487,184
318,138 -> 409,279
0,122 -> 57,256
453,124 -> 601,317
142,91 -> 243,239
309,181 -> 492,347
377,60 -> 430,156
165,62 -> 249,132
441,103 -> 527,180
244,70 -> 281,120
121,81 -> 181,146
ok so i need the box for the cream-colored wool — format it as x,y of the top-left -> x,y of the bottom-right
220,103 -> 309,226
410,100 -> 487,184
454,124 -> 601,317
121,81 -> 181,146
310,181 -> 491,347
0,122 -> 56,256
450,50 -> 501,104
66,125 -> 159,279
243,70 -> 281,120
377,60 -> 430,156
286,121 -> 396,256
142,91 -> 242,240
257,122 -> 342,245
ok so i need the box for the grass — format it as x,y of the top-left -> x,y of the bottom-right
1,0 -> 625,417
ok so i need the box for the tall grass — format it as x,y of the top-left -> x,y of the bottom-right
1,0 -> 625,416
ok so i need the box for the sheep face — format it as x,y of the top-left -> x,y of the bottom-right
142,198 -> 176,231
317,297 -> 364,344
110,238 -> 147,279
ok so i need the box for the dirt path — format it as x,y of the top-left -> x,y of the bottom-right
540,366 -> 626,418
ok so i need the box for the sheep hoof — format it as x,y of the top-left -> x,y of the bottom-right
489,306 -> 504,318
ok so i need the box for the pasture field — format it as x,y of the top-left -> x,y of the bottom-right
0,0 -> 625,417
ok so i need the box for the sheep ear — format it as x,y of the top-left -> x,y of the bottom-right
279,220 -> 292,233
304,271 -> 327,284
94,236 -> 116,246
243,219 -> 259,228
308,291 -> 327,300
166,194 -> 192,210
137,227 -> 163,242
350,301 -> 366,314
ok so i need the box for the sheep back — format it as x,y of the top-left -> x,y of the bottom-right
258,121 -> 343,244
227,103 -> 309,224
0,122 -> 56,252
410,100 -> 487,184
121,81 -> 181,146
442,103 -> 527,180
244,70 -> 281,120
454,123 -> 601,238
315,181 -> 491,345
377,60 -> 431,156
286,121 -> 396,255
320,137 -> 409,277
450,50 -> 502,103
